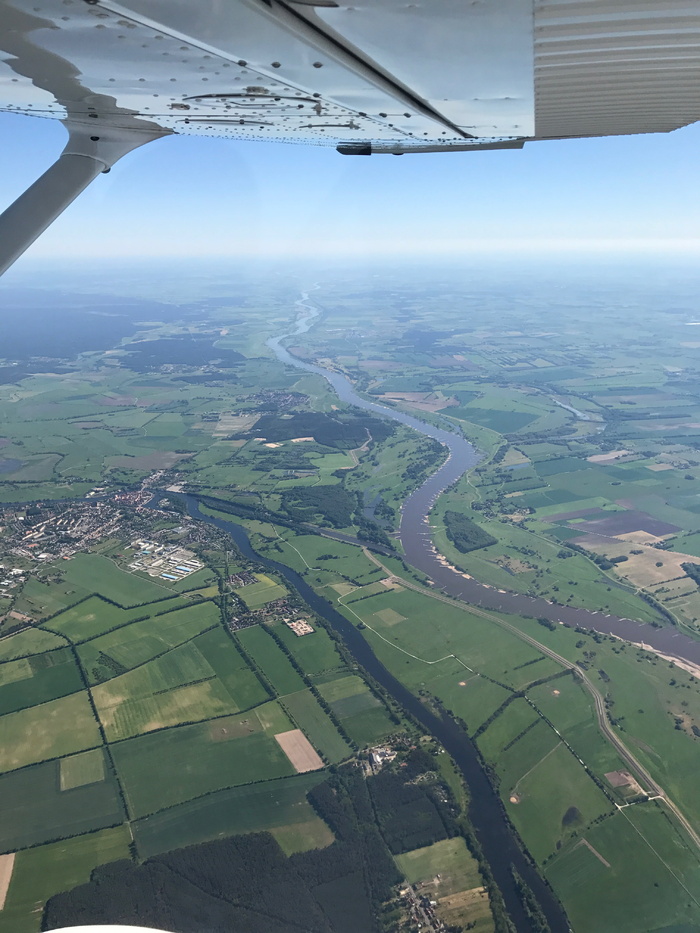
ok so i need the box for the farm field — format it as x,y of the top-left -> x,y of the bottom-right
132,772 -> 331,858
282,689 -> 352,763
61,554 -> 170,606
77,600 -> 220,681
235,572 -> 288,609
0,692 -> 101,772
316,673 -> 396,746
94,669 -> 239,741
0,826 -> 131,933
47,594 -> 188,642
504,741 -> 614,864
59,748 -> 106,790
0,756 -> 124,852
236,625 -> 306,695
0,628 -> 65,662
271,619 -> 347,679
546,804 -> 700,933
112,719 -> 295,817
192,627 -> 271,709
0,648 -> 82,715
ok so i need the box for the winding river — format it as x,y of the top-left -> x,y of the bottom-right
180,495 -> 570,933
172,289 -> 700,932
267,291 -> 700,666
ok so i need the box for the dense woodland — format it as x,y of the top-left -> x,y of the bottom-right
281,485 -> 357,528
242,411 -> 393,449
43,755 -> 459,933
443,510 -> 498,553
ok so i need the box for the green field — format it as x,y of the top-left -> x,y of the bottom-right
282,689 -> 352,763
495,717 -> 564,795
193,627 -> 270,710
0,628 -> 65,662
13,577 -> 91,620
476,697 -> 540,764
78,600 -> 220,681
59,748 -> 106,790
237,625 -> 306,695
396,837 -> 482,893
395,838 -> 493,932
47,594 -> 188,642
0,825 -> 132,933
112,719 -> 295,818
0,656 -> 31,687
0,692 -> 101,773
0,648 -> 82,715
505,742 -> 614,864
236,573 -> 288,609
94,672 -> 238,741
547,804 -> 700,932
265,531 -> 383,586
271,620 -> 346,679
132,772 -> 330,858
61,553 -> 170,605
316,673 -> 395,746
0,756 -> 123,852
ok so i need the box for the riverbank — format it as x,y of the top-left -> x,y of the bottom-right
178,492 -> 571,933
268,293 -> 700,670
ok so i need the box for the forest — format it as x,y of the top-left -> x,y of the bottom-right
43,752 -> 463,933
281,485 -> 356,528
243,411 -> 393,449
443,510 -> 498,553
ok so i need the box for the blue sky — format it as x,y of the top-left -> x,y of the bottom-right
1,111 -> 699,263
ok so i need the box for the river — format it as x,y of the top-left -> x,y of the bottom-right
164,290 -> 700,932
179,493 -> 570,933
267,291 -> 700,666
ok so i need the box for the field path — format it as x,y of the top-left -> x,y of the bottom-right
578,839 -> 611,868
0,852 -> 15,911
512,741 -> 562,795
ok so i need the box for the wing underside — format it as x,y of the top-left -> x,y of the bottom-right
1,0 -> 698,154
0,0 -> 697,274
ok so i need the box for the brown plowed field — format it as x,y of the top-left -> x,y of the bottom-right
274,729 -> 324,773
0,852 -> 15,910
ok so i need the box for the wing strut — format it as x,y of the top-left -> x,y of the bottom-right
0,122 -> 165,276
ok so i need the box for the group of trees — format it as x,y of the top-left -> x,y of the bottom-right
46,762 -> 438,933
366,748 -> 459,854
243,411 -> 392,449
280,486 -> 356,529
443,510 -> 498,553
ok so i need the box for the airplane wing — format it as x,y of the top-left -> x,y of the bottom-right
0,0 -> 698,272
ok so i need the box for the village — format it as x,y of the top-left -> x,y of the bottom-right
227,592 -> 315,634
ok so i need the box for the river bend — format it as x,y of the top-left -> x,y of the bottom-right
268,292 -> 700,666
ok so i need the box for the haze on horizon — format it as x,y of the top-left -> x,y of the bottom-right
0,112 -> 698,266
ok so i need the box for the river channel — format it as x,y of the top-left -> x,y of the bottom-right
180,493 -> 569,933
267,292 -> 700,666
173,290 -> 700,933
